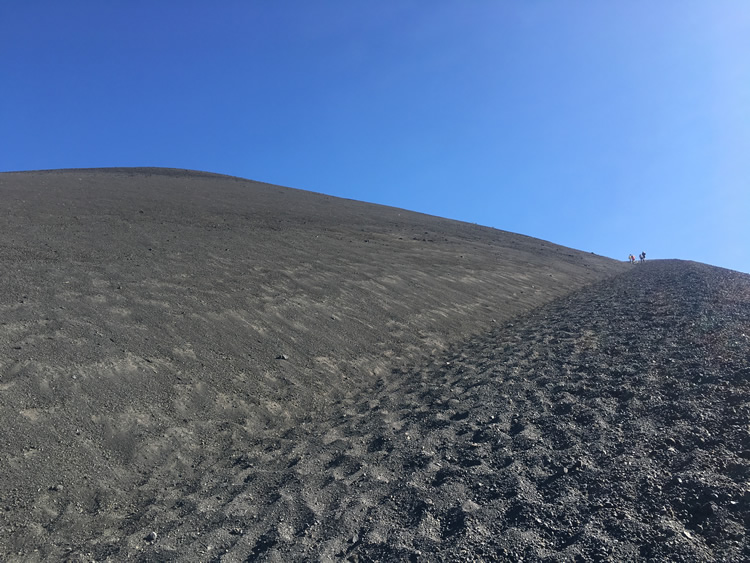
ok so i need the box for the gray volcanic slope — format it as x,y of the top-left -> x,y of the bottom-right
2,169 -> 744,561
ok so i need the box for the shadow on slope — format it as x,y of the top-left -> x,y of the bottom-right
0,168 -> 626,560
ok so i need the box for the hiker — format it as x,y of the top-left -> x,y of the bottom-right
629,254 -> 635,264
640,251 -> 646,263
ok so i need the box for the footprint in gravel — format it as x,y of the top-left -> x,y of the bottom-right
367,435 -> 391,453
440,507 -> 467,539
248,532 -> 277,559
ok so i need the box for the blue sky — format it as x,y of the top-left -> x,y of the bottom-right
2,1 -> 749,273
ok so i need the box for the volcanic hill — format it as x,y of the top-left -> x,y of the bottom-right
0,169 -> 747,561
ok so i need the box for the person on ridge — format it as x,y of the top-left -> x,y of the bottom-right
629,254 -> 635,264
640,251 -> 646,263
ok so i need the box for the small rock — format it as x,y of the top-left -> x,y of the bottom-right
145,531 -> 158,542
276,354 -> 288,360
462,500 -> 480,512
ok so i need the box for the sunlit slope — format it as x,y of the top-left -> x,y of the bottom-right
0,168 -> 626,559
0,167 -> 624,406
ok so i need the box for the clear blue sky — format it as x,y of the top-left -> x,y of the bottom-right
2,2 -> 749,273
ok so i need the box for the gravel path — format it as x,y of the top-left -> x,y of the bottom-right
89,260 -> 749,562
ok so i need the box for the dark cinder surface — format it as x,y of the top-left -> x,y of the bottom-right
2,169 -> 746,561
